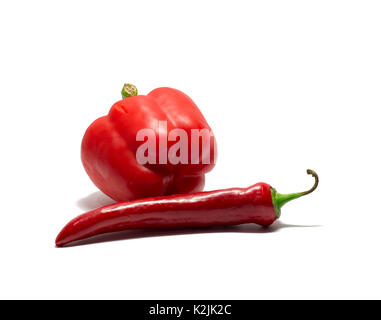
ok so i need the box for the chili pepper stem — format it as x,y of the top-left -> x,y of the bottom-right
121,83 -> 138,98
271,169 -> 319,218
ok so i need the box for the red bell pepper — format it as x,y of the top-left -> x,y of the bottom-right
81,84 -> 217,202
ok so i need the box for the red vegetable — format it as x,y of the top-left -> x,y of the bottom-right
81,84 -> 217,202
56,170 -> 318,247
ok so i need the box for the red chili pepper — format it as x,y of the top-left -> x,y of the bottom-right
56,170 -> 318,247
81,84 -> 217,202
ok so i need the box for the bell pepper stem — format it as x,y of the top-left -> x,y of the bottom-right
271,169 -> 319,218
121,83 -> 138,99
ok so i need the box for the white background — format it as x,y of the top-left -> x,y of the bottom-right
0,0 -> 380,299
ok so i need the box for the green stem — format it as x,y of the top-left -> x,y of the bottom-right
271,169 -> 319,218
121,83 -> 138,99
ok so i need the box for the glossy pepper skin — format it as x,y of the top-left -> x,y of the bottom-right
81,84 -> 217,202
56,170 -> 318,247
